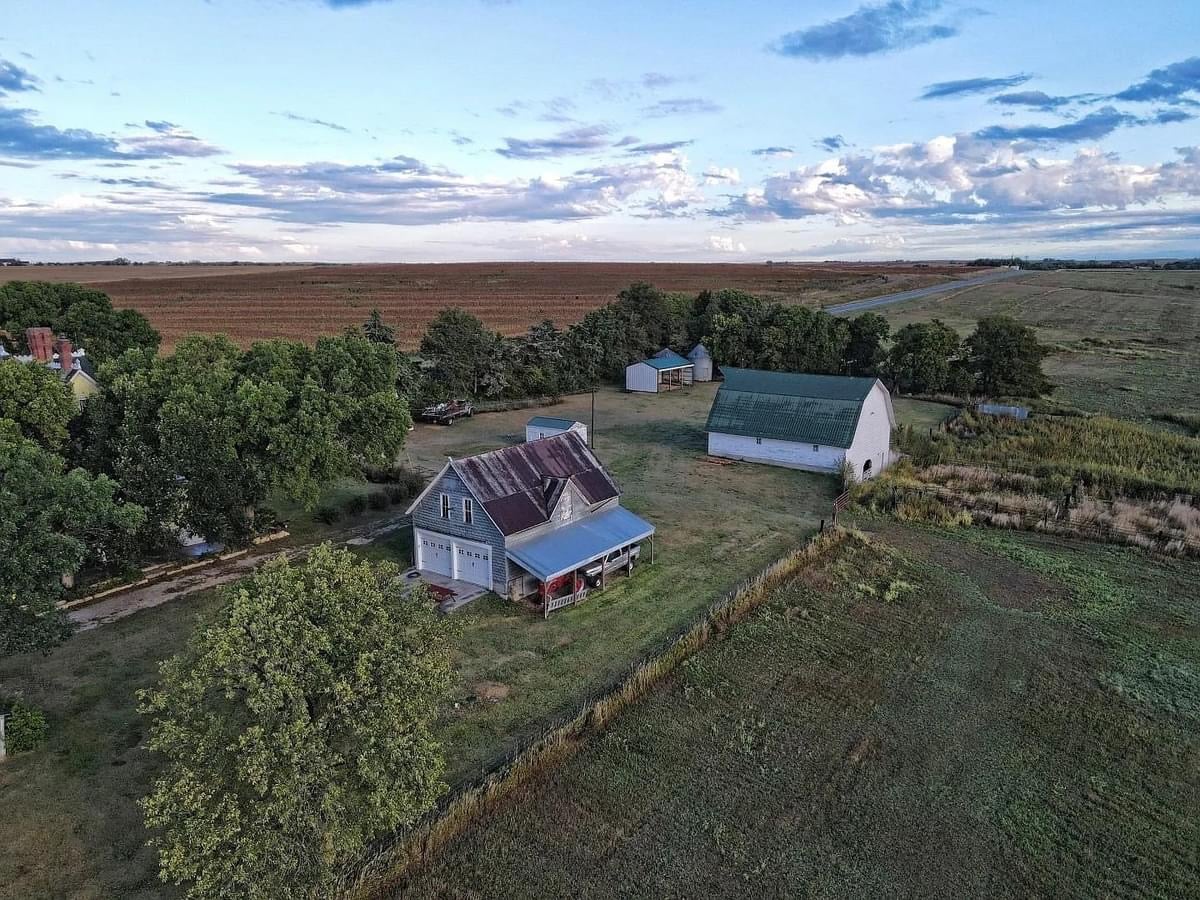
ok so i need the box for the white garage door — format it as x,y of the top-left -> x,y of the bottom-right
415,530 -> 452,578
454,540 -> 492,589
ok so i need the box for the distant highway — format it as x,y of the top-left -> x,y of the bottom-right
825,268 -> 1027,316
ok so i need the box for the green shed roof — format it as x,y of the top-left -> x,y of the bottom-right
705,368 -> 880,449
527,416 -> 582,429
641,351 -> 692,371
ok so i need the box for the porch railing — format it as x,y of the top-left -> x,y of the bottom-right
544,587 -> 588,618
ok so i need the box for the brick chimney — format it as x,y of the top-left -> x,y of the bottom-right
55,337 -> 75,373
26,326 -> 54,362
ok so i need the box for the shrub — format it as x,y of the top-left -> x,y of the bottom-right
3,699 -> 49,754
368,491 -> 390,511
343,494 -> 369,516
315,504 -> 342,525
395,468 -> 426,498
385,485 -> 408,505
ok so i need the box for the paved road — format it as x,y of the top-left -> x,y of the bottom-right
826,268 -> 1027,316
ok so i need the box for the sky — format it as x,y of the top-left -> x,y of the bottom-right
1,0 -> 1199,262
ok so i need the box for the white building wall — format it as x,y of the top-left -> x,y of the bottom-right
707,432 -> 846,472
691,357 -> 713,382
525,422 -> 588,443
844,382 -> 894,480
625,362 -> 659,393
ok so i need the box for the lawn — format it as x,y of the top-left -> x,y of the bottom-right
400,525 -> 1200,899
0,382 -> 837,898
881,269 -> 1200,420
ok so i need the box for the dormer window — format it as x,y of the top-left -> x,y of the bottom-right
463,497 -> 473,525
440,494 -> 450,519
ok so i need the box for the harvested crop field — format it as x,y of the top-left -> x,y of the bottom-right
399,525 -> 1200,899
1,262 -> 969,350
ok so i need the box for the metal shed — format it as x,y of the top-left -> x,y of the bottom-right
687,343 -> 714,382
525,416 -> 588,444
625,349 -> 694,393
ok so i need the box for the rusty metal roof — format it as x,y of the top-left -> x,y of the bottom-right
452,432 -> 619,535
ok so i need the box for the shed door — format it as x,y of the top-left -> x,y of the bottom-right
453,540 -> 492,589
415,529 -> 452,578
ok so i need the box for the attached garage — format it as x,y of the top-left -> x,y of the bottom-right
414,528 -> 493,589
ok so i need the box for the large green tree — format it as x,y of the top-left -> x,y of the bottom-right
418,308 -> 503,399
887,319 -> 964,394
0,420 -> 145,657
844,312 -> 891,378
0,359 -> 77,448
140,545 -> 455,900
963,315 -> 1053,397
0,281 -> 160,364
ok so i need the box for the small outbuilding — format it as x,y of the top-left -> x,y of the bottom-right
526,416 -> 588,444
705,367 -> 895,480
687,343 -> 714,382
625,349 -> 694,393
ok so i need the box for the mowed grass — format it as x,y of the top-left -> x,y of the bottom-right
0,382 -> 837,898
882,269 -> 1200,419
400,526 -> 1200,899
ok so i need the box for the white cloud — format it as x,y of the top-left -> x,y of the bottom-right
706,234 -> 747,253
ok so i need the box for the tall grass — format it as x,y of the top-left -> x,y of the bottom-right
335,528 -> 850,899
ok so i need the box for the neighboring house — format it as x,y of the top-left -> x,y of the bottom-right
406,432 -> 655,613
625,348 -> 694,393
687,343 -> 715,382
1,327 -> 100,406
525,415 -> 588,444
705,367 -> 896,480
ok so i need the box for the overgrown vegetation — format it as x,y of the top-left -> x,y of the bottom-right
1,697 -> 49,755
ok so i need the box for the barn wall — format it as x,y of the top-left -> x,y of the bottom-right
625,362 -> 659,393
411,468 -> 508,587
707,432 -> 846,472
844,383 -> 893,479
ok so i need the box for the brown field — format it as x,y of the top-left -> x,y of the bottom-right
1,262 -> 970,350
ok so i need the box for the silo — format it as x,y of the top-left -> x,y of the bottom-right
687,343 -> 713,382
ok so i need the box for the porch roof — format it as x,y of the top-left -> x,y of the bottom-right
506,505 -> 655,582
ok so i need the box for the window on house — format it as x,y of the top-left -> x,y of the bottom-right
440,494 -> 450,519
463,497 -> 473,525
813,444 -> 820,452
755,436 -> 763,445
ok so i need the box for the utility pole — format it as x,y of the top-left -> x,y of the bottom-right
590,388 -> 596,448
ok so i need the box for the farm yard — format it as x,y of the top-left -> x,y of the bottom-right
0,384 -> 958,899
399,525 -> 1200,900
0,262 -> 971,351
881,268 -> 1200,421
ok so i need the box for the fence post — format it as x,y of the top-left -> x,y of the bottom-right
0,714 -> 6,761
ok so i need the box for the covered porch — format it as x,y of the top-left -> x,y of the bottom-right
506,506 -> 656,618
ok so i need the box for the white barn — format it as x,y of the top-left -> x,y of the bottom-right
687,343 -> 714,382
704,368 -> 895,480
625,349 -> 694,393
525,415 -> 588,444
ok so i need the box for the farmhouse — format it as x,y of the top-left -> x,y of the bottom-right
407,432 -> 655,615
526,415 -> 587,444
625,348 -> 694,393
0,326 -> 100,406
705,368 -> 895,480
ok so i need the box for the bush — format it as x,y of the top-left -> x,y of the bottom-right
3,699 -> 48,754
396,469 -> 426,498
385,485 -> 409,505
343,494 -> 369,516
315,504 -> 342,525
368,491 -> 390,511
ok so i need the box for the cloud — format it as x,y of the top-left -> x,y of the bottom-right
974,106 -> 1141,144
919,73 -> 1031,100
1154,108 -> 1195,124
1114,56 -> 1200,104
703,166 -> 740,184
989,90 -> 1074,110
495,124 -> 610,160
707,234 -> 747,253
449,130 -> 474,146
641,97 -> 722,118
770,0 -> 958,61
0,107 -> 223,160
752,146 -> 794,158
641,72 -> 684,89
203,150 -> 703,226
815,135 -> 848,153
0,59 -> 41,95
272,111 -> 352,133
622,140 -> 694,155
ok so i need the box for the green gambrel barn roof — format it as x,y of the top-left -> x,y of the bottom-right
705,368 -> 881,449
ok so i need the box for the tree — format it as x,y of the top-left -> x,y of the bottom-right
963,315 -> 1053,397
362,308 -> 396,346
140,545 -> 455,900
0,359 -> 77,448
887,320 -> 963,394
0,281 -> 159,363
845,312 -> 891,377
0,420 -> 145,657
418,308 -> 499,399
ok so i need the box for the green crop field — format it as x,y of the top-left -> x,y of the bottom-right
881,269 -> 1200,420
401,525 -> 1200,899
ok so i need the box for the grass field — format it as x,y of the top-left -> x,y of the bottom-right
0,262 -> 970,351
0,385 -> 952,898
400,525 -> 1200,899
882,269 -> 1200,420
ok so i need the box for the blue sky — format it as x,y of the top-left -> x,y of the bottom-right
2,0 -> 1198,261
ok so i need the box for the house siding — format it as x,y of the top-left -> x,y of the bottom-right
625,361 -> 659,393
707,432 -> 846,472
411,468 -> 508,587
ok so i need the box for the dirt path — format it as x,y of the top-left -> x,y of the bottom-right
69,516 -> 410,630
